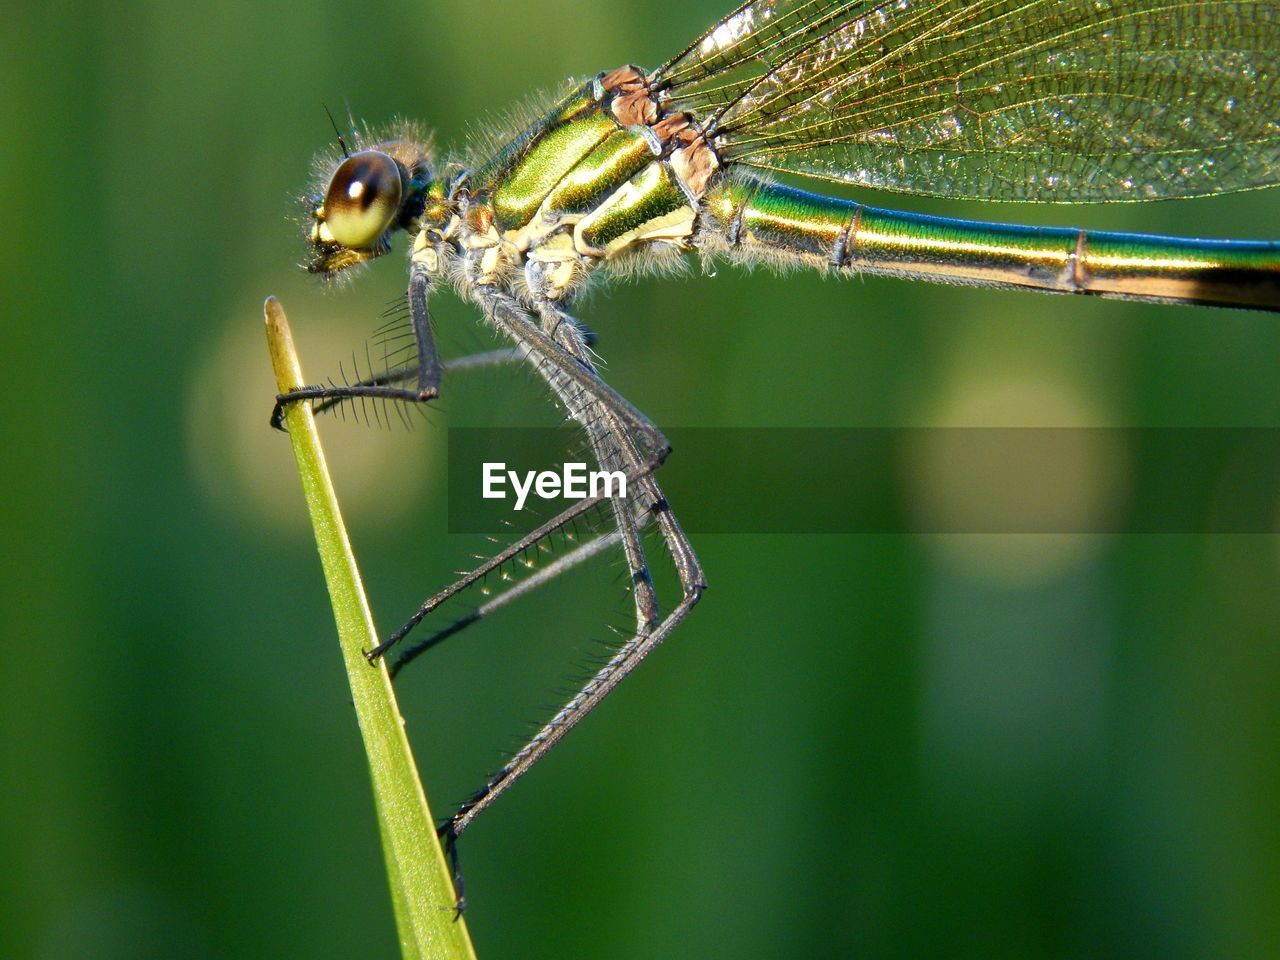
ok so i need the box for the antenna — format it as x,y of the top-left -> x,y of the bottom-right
323,103 -> 350,158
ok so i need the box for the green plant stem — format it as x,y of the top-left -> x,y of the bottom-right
264,297 -> 476,960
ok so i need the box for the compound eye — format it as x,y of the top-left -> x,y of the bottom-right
323,150 -> 403,249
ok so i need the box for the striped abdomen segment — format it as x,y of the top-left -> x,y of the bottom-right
700,178 -> 1280,312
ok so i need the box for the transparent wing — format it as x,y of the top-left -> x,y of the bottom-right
653,0 -> 1280,202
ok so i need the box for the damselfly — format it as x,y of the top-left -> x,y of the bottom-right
273,0 -> 1280,902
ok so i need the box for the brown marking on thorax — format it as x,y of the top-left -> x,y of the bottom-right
602,66 -> 659,125
601,65 -> 719,199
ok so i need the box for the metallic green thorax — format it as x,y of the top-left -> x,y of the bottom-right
458,74 -> 695,277
489,98 -> 616,230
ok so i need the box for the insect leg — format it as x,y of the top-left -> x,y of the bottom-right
445,569 -> 703,836
440,291 -> 705,837
364,451 -> 664,661
532,299 -> 661,639
472,286 -> 672,463
388,528 -> 623,679
390,300 -> 658,670
271,262 -> 443,430
366,304 -> 660,665
310,348 -> 523,418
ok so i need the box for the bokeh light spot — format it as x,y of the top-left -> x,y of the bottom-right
185,295 -> 436,537
906,373 -> 1129,585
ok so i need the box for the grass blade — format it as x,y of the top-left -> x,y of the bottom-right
264,296 -> 477,960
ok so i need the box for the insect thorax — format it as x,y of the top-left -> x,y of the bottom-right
418,67 -> 719,302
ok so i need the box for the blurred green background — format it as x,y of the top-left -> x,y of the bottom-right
4,2 -> 1279,957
